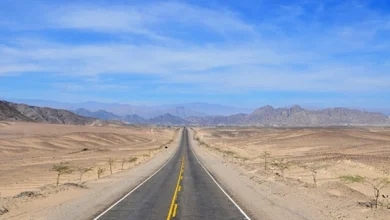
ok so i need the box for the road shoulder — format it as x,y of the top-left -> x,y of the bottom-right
188,129 -> 318,220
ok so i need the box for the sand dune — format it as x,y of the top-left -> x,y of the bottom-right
0,122 -> 176,198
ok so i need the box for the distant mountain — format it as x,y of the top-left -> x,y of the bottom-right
4,99 -> 250,118
73,108 -> 148,124
123,114 -> 148,124
68,102 -> 206,118
73,108 -> 93,117
0,100 -> 95,125
187,105 -> 390,126
160,102 -> 252,116
148,113 -> 189,125
160,106 -> 206,118
4,98 -> 389,126
73,108 -> 122,121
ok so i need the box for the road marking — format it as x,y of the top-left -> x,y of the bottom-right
167,157 -> 184,220
190,140 -> 252,220
178,185 -> 181,192
172,204 -> 178,217
93,136 -> 182,220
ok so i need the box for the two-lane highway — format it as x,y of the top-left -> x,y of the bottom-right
93,128 -> 250,220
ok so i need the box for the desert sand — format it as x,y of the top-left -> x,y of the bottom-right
0,121 -> 178,219
192,127 -> 390,220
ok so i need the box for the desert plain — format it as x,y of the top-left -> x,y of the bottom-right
0,121 -> 178,219
193,126 -> 390,219
1,121 -> 390,220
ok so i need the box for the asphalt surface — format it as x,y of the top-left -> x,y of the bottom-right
93,128 -> 248,220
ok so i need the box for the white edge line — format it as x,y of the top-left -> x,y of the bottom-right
93,132 -> 182,220
189,138 -> 252,220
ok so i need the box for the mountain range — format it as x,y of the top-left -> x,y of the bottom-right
187,105 -> 390,126
72,108 -> 189,125
1,100 -> 389,126
3,98 -> 250,118
0,100 -> 95,125
0,100 -> 189,125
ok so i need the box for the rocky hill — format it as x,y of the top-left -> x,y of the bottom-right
0,101 -> 33,121
73,108 -> 122,121
148,113 -> 189,125
0,100 -> 95,125
187,105 -> 390,126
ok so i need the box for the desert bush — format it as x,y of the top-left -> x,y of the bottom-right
108,158 -> 115,175
128,157 -> 138,168
271,159 -> 291,181
302,163 -> 329,187
340,175 -> 390,208
77,166 -> 93,182
224,150 -> 235,161
261,151 -> 272,171
14,191 -> 40,198
51,163 -> 72,186
97,167 -> 105,179
241,157 -> 249,165
63,182 -> 87,189
121,159 -> 126,170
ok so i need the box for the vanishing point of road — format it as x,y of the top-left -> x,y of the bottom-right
92,128 -> 250,220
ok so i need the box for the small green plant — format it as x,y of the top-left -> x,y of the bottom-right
77,166 -> 93,182
51,163 -> 72,186
340,175 -> 390,208
97,167 -> 105,179
339,175 -> 365,183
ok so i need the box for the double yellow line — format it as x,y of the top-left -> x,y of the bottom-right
167,156 -> 185,220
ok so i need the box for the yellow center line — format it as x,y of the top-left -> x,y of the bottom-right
166,156 -> 185,220
172,204 -> 178,217
178,185 -> 181,192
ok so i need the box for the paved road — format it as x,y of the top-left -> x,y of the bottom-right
93,128 -> 249,220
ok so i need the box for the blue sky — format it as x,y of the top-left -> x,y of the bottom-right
0,0 -> 389,109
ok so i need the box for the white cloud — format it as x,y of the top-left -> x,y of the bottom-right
0,0 -> 389,95
48,2 -> 255,41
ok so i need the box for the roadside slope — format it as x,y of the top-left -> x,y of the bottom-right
2,129 -> 181,220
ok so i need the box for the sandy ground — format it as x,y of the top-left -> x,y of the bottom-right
191,127 -> 390,220
0,121 -> 179,219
